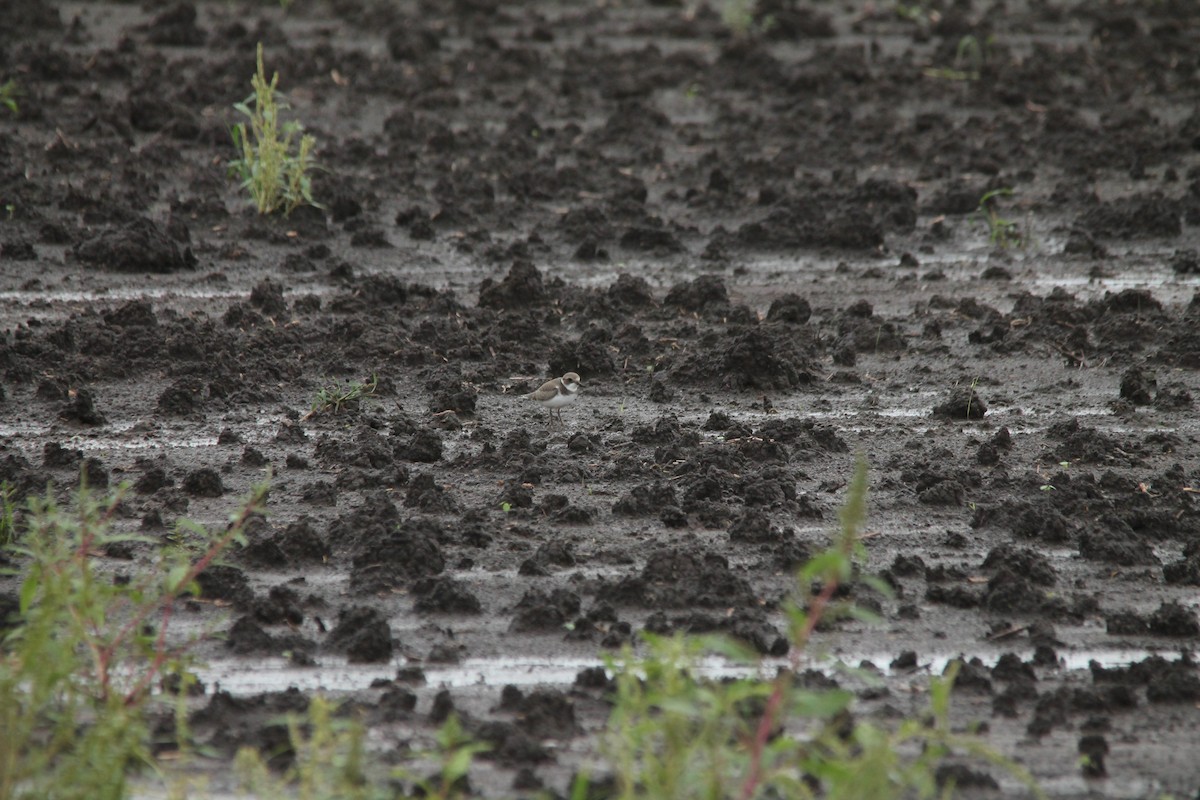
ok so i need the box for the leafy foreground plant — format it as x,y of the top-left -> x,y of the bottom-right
602,458 -> 1043,800
234,695 -> 374,800
0,462 -> 1039,799
236,702 -> 487,800
0,477 -> 269,800
229,42 -> 318,216
0,482 -> 15,547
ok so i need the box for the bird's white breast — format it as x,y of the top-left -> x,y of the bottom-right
541,391 -> 577,409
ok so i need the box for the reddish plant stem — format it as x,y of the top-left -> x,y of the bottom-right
123,602 -> 173,706
69,488 -> 129,699
102,498 -> 261,666
82,489 -> 264,703
738,573 -> 842,800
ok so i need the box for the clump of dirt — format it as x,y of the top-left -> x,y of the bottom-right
74,218 -> 197,273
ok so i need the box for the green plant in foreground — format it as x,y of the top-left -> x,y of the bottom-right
0,482 -> 15,546
0,461 -> 1043,799
229,42 -> 318,216
603,458 -> 1043,800
0,477 -> 269,800
234,695 -> 375,800
307,374 -> 378,417
976,188 -> 1023,249
236,702 -> 487,800
401,713 -> 490,799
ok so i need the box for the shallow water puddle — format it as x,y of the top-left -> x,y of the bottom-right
0,416 -> 287,453
196,646 -> 1171,695
1032,273 -> 1198,292
0,287 -> 248,304
0,424 -> 220,452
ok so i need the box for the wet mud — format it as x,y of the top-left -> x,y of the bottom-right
2,0 -> 1200,796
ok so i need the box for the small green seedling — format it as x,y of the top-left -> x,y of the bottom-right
307,375 -> 378,416
0,79 -> 20,115
894,1 -> 933,23
229,43 -> 319,216
956,34 -> 986,78
975,188 -> 1024,249
923,33 -> 991,81
721,0 -> 774,37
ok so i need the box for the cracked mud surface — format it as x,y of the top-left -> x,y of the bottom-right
2,0 -> 1200,796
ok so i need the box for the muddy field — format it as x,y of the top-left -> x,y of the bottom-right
2,0 -> 1200,796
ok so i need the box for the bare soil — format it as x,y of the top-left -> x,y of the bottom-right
2,0 -> 1200,796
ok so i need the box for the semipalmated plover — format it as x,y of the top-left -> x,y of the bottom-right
527,372 -> 581,426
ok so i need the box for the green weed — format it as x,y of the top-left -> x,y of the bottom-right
229,43 -> 318,216
306,374 -> 378,417
407,713 -> 491,799
236,701 -> 486,800
234,695 -> 375,800
722,0 -> 774,37
975,188 -> 1024,249
894,1 -> 934,24
924,34 -> 992,81
0,476 -> 269,799
0,80 -> 19,116
0,482 -> 14,547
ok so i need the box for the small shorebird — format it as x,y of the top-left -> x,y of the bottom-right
527,372 -> 581,427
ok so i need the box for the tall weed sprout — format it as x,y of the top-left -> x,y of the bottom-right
229,43 -> 318,216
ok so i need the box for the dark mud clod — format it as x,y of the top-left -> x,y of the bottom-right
932,388 -> 987,420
